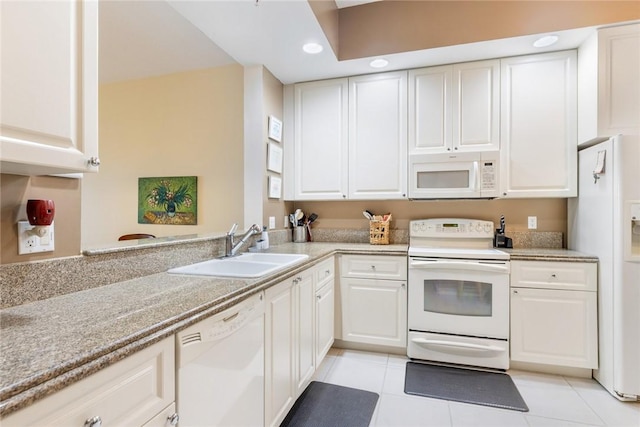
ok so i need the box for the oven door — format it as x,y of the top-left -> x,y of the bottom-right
408,257 -> 510,339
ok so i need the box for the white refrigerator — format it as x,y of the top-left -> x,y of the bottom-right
568,134 -> 640,401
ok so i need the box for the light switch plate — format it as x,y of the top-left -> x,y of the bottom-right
18,221 -> 55,254
268,216 -> 276,229
527,216 -> 538,230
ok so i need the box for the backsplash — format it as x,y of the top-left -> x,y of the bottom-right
0,228 -> 560,309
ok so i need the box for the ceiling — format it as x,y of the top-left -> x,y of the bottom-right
99,0 -> 599,85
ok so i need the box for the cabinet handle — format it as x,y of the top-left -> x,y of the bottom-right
513,290 -> 519,294
550,274 -> 557,279
401,283 -> 406,288
84,416 -> 102,427
325,269 -> 330,275
87,157 -> 101,167
167,413 -> 180,426
317,295 -> 321,300
371,265 -> 376,270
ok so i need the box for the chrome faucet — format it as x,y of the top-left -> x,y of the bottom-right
225,223 -> 261,257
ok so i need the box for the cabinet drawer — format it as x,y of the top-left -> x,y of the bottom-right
511,261 -> 597,291
3,337 -> 175,427
315,257 -> 335,289
341,255 -> 407,280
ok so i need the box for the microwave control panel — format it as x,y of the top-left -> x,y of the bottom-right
410,218 -> 494,238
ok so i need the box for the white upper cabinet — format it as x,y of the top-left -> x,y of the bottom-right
348,71 -> 408,199
500,50 -> 577,198
0,0 -> 99,175
409,60 -> 500,154
578,23 -> 640,143
289,71 -> 406,201
291,79 -> 349,200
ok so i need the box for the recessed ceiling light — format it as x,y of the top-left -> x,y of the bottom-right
533,35 -> 559,48
369,58 -> 389,68
302,43 -> 323,54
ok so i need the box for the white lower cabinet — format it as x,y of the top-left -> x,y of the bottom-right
315,258 -> 335,365
294,271 -> 315,397
340,255 -> 407,349
2,337 -> 175,427
510,261 -> 598,369
264,257 -> 335,427
264,277 -> 296,427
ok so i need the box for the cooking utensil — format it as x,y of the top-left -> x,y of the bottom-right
308,213 -> 318,223
289,214 -> 296,227
363,210 -> 373,220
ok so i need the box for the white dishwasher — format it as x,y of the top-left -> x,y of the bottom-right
176,292 -> 265,426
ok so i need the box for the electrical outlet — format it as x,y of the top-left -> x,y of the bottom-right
528,216 -> 538,230
18,221 -> 55,254
268,216 -> 276,229
284,215 -> 289,228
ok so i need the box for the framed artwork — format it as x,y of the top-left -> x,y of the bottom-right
268,176 -> 282,199
268,115 -> 283,142
138,176 -> 197,225
267,142 -> 283,174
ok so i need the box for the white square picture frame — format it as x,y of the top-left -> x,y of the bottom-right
268,115 -> 283,142
267,142 -> 283,174
268,176 -> 282,199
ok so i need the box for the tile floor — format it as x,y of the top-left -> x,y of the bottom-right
312,348 -> 640,427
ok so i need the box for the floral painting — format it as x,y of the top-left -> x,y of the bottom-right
138,176 -> 197,225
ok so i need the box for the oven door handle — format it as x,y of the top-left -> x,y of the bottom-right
411,338 -> 505,353
409,260 -> 509,273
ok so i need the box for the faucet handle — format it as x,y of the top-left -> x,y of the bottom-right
228,223 -> 238,235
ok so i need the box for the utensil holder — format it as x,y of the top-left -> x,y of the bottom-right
369,220 -> 390,245
293,226 -> 307,243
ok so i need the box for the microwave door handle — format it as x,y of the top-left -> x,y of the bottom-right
470,161 -> 479,192
409,260 -> 509,273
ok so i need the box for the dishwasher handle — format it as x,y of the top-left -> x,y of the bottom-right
409,259 -> 509,273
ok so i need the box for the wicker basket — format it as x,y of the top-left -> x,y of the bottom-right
369,220 -> 390,245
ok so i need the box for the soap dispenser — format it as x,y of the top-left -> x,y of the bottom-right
261,226 -> 269,249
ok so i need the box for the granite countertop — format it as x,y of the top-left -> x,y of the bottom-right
0,242 -> 597,417
505,248 -> 598,262
0,242 -> 406,418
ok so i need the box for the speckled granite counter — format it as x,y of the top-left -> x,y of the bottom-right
0,242 -> 406,418
504,248 -> 598,262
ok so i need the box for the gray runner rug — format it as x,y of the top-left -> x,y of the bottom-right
280,381 -> 379,427
404,362 -> 529,412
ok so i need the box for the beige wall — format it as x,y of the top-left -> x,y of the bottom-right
295,198 -> 567,237
262,68 -> 294,229
82,65 -> 245,248
336,1 -> 640,60
0,174 -> 82,264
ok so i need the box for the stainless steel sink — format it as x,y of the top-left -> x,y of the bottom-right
167,252 -> 309,278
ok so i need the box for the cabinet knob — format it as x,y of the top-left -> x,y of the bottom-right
513,289 -> 519,294
342,194 -> 346,198
84,416 -> 102,427
87,156 -> 101,167
371,265 -> 376,270
447,147 -> 451,151
454,147 -> 458,150
401,283 -> 406,288
167,413 -> 180,426
317,295 -> 321,300
550,273 -> 557,279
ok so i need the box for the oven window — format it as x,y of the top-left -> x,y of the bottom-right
417,170 -> 469,189
423,279 -> 492,316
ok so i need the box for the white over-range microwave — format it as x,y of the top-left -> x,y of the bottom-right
408,151 -> 499,199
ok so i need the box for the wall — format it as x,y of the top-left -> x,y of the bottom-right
295,198 -> 567,242
82,65 -> 245,248
0,174 -> 81,264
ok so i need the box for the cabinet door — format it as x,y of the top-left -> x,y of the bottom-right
409,65 -> 452,154
510,287 -> 598,369
2,338 -> 174,427
265,280 -> 295,427
294,272 -> 315,396
500,51 -> 577,198
293,79 -> 349,200
341,277 -> 407,348
0,0 -> 99,175
315,279 -> 335,366
597,24 -> 640,138
349,71 -> 408,199
452,60 -> 500,152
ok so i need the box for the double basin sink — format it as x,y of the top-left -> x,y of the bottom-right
168,252 -> 309,278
